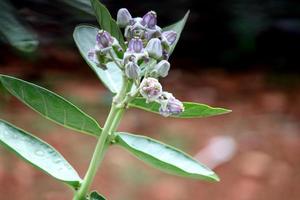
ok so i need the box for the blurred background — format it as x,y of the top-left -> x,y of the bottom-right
1,0 -> 300,199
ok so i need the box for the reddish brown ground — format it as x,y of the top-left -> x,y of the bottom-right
0,54 -> 300,200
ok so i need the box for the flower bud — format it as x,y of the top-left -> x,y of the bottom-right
159,93 -> 184,117
117,8 -> 132,28
88,49 -> 99,64
141,11 -> 157,29
144,27 -> 162,40
125,61 -> 140,79
145,38 -> 162,59
128,37 -> 144,53
162,31 -> 177,46
140,77 -> 162,102
88,49 -> 107,69
96,30 -> 114,49
162,49 -> 169,60
153,60 -> 170,77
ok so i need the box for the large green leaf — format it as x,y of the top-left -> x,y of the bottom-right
90,191 -> 106,200
90,0 -> 125,49
115,132 -> 219,181
0,120 -> 82,188
73,25 -> 123,93
129,97 -> 231,118
0,74 -> 101,137
163,11 -> 190,56
0,0 -> 38,53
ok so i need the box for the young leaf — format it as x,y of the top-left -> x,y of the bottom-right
73,25 -> 123,93
90,0 -> 125,49
163,11 -> 190,56
90,191 -> 106,200
115,132 -> 219,182
129,97 -> 231,118
0,74 -> 101,137
0,120 -> 82,188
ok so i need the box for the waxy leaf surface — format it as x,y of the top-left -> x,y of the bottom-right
0,120 -> 82,188
129,97 -> 231,118
116,132 -> 219,181
0,75 -> 101,137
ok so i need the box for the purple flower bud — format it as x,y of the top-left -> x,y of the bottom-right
144,27 -> 162,40
154,60 -> 170,77
117,8 -> 132,28
88,49 -> 99,64
162,49 -> 169,60
142,11 -> 157,29
162,31 -> 177,46
125,61 -> 140,79
140,77 -> 162,102
96,30 -> 114,49
159,93 -> 184,117
128,38 -> 144,53
88,49 -> 107,69
145,38 -> 162,59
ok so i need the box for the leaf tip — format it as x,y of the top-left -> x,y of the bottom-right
207,172 -> 220,182
222,108 -> 232,114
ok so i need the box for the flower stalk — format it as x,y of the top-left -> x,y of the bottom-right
73,77 -> 130,200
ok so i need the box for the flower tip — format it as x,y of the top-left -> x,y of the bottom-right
117,8 -> 132,28
142,10 -> 157,29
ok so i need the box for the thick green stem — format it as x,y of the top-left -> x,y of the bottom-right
73,104 -> 124,200
73,76 -> 130,200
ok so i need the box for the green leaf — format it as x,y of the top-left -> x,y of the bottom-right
62,0 -> 94,15
0,74 -> 101,137
90,191 -> 106,200
163,11 -> 190,56
115,132 -> 219,182
0,0 -> 38,53
73,25 -> 123,93
90,0 -> 125,49
0,120 -> 82,188
129,97 -> 231,118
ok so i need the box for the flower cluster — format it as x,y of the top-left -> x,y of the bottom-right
88,8 -> 184,117
139,78 -> 184,117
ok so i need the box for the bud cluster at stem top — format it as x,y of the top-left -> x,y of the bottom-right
87,8 -> 184,117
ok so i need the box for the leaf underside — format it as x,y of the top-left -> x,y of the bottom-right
73,25 -> 123,93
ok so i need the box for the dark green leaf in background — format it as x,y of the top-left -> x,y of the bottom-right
115,132 -> 219,182
0,120 -> 82,188
0,74 -> 102,137
0,0 -> 38,53
129,97 -> 231,118
62,0 -> 94,15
